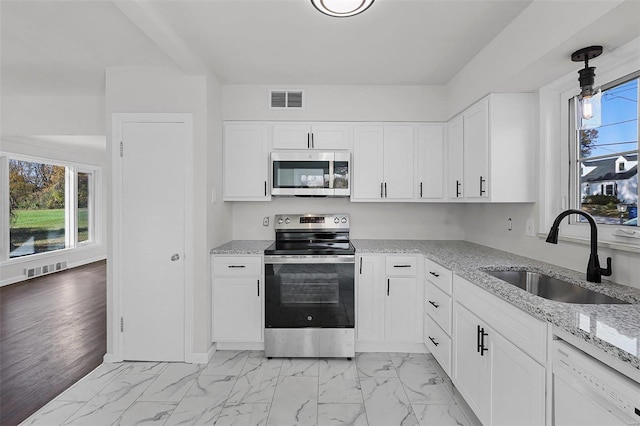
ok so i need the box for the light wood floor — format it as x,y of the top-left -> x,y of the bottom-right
0,260 -> 106,426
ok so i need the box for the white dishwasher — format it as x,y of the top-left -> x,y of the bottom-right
553,339 -> 640,426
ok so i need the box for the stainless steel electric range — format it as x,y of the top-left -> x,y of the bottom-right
264,214 -> 355,359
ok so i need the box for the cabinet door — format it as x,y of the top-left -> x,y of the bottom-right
447,115 -> 464,199
463,98 -> 489,199
488,331 -> 545,426
213,277 -> 262,342
311,124 -> 349,150
273,123 -> 311,149
416,124 -> 445,200
452,302 -> 489,424
223,123 -> 270,200
383,126 -> 414,200
352,126 -> 385,201
356,255 -> 384,342
384,277 -> 418,342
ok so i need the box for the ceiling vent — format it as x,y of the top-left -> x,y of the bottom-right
270,90 -> 304,109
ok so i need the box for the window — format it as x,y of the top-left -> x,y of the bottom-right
572,74 -> 639,227
3,155 -> 99,260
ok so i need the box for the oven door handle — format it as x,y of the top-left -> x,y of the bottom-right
264,255 -> 355,264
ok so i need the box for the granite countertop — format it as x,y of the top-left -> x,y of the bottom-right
210,240 -> 273,255
353,239 -> 640,373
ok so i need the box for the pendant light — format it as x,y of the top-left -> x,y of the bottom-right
310,0 -> 374,17
571,45 -> 603,130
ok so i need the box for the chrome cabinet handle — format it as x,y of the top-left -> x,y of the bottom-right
228,265 -> 246,268
171,254 -> 180,261
384,182 -> 387,198
420,182 -> 423,198
428,300 -> 439,308
307,133 -> 310,149
257,279 -> 260,297
380,182 -> 384,198
359,257 -> 363,274
428,336 -> 439,347
387,279 -> 390,296
477,325 -> 488,356
311,133 -> 314,148
264,181 -> 267,196
456,180 -> 462,197
393,264 -> 412,268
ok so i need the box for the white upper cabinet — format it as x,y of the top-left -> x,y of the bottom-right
416,124 -> 445,200
352,124 -> 414,201
272,123 -> 349,150
447,93 -> 535,202
223,122 -> 271,201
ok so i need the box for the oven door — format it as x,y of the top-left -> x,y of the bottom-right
264,255 -> 355,329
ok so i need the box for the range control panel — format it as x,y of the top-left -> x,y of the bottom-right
274,214 -> 349,230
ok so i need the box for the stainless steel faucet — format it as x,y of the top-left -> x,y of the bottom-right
545,209 -> 612,283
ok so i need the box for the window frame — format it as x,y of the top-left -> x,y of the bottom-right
552,49 -> 640,250
0,152 -> 101,263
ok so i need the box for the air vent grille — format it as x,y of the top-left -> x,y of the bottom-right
24,261 -> 67,279
270,90 -> 304,109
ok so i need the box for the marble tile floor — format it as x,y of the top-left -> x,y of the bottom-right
21,351 -> 481,426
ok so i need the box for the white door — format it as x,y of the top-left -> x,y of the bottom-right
447,115 -> 464,199
356,255 -> 384,342
383,126 -> 414,200
311,124 -> 349,150
384,277 -> 417,342
463,98 -> 489,199
416,124 -> 445,199
352,126 -> 384,201
489,330 -> 545,426
121,121 -> 186,361
223,123 -> 270,201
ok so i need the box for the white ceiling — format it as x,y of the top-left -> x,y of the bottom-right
1,0 -> 639,98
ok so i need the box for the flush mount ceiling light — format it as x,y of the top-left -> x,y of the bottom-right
310,0 -> 374,17
571,45 -> 603,130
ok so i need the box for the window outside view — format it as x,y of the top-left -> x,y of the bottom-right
9,159 -> 67,258
77,172 -> 90,243
578,76 -> 639,226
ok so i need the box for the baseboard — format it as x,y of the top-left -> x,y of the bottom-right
103,352 -> 120,363
356,341 -> 428,353
189,344 -> 216,364
215,341 -> 265,351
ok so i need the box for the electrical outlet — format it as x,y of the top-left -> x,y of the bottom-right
263,216 -> 269,227
526,218 -> 535,237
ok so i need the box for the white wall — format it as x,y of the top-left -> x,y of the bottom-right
223,84 -> 447,122
231,198 -> 464,241
0,135 -> 108,286
105,65 -> 213,357
1,96 -> 105,135
461,203 -> 640,289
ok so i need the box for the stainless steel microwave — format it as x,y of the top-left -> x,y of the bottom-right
271,151 -> 350,197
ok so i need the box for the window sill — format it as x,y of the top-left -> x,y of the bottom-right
536,232 -> 640,254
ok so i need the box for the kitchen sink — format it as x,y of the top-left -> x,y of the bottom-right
484,270 -> 630,304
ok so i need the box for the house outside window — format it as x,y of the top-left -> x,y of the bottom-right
573,74 -> 639,226
3,155 -> 99,260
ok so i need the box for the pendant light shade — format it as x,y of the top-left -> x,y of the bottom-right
310,0 -> 375,17
571,46 -> 603,130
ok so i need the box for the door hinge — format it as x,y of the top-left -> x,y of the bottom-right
120,141 -> 123,157
120,317 -> 124,332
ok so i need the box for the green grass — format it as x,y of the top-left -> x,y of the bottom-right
10,209 -> 89,257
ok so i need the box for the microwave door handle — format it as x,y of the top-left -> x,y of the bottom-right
329,158 -> 334,190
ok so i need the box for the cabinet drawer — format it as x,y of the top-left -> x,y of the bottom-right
425,258 -> 453,294
424,314 -> 451,376
213,256 -> 262,277
454,274 -> 547,363
385,256 -> 417,276
424,281 -> 452,335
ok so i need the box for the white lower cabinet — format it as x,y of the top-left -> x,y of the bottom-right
452,275 -> 546,426
423,258 -> 454,376
212,255 -> 263,343
356,254 -> 423,347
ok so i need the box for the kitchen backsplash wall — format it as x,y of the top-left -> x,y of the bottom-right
231,198 -> 465,241
461,203 -> 640,290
